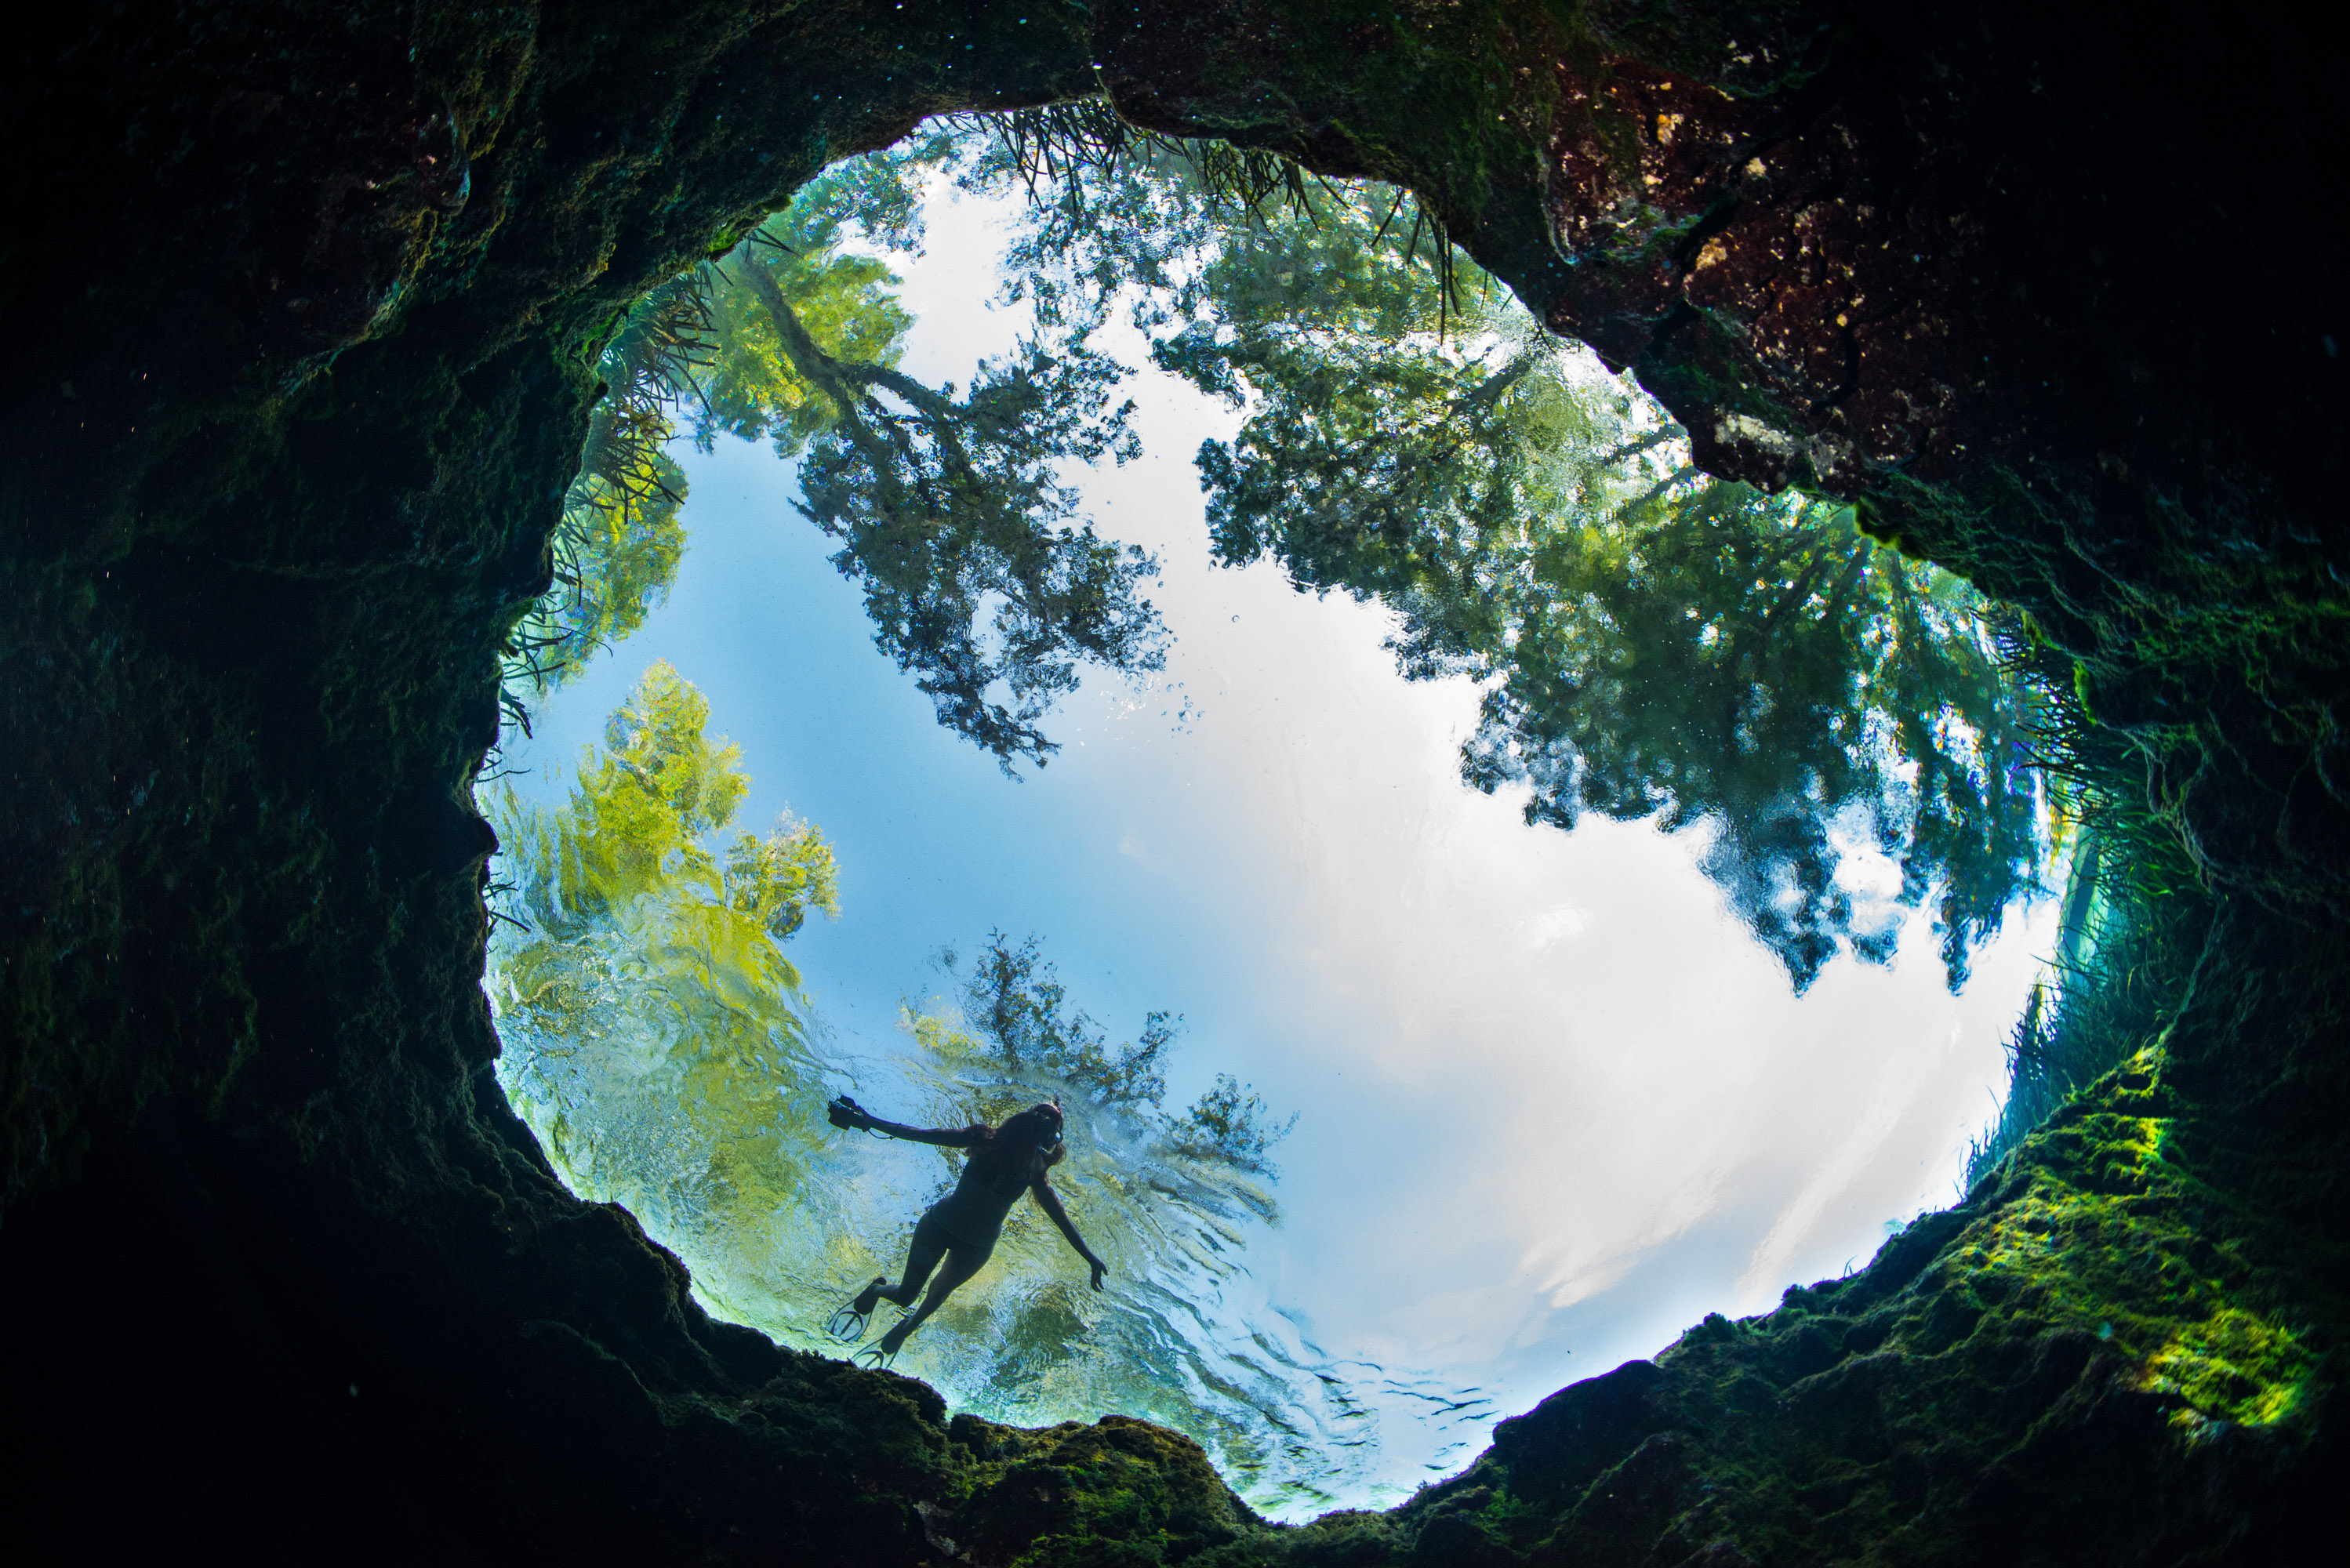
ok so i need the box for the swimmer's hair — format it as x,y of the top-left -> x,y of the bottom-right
968,1104 -> 1066,1184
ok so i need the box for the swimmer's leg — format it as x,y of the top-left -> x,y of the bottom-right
877,1212 -> 952,1308
876,1241 -> 990,1356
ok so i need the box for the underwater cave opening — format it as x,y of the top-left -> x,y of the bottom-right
10,2 -> 2341,1559
478,120 -> 2069,1519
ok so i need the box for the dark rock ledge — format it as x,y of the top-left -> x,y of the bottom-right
1,2 -> 2341,1562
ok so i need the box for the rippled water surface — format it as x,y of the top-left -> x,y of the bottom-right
484,163 -> 2054,1518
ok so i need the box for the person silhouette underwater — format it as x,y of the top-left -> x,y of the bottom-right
824,1095 -> 1106,1363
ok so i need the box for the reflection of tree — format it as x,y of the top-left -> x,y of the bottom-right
928,111 -> 2047,985
1476,485 -> 2040,990
486,660 -> 840,1215
717,245 -> 1159,771
1110,180 -> 2046,990
937,931 -> 1292,1176
503,140 -> 1166,773
514,114 -> 2046,989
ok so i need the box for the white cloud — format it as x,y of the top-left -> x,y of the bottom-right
1519,906 -> 1592,949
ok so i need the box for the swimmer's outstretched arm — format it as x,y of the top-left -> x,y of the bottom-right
1031,1178 -> 1108,1292
836,1101 -> 982,1146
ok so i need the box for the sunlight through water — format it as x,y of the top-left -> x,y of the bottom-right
483,141 -> 2058,1519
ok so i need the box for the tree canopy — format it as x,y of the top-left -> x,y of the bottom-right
504,136 -> 1165,772
502,274 -> 703,700
505,107 -> 2051,990
979,129 -> 2048,989
937,930 -> 1294,1175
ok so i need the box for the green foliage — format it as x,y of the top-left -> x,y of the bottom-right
514,456 -> 688,695
725,816 -> 843,942
1062,174 -> 2049,991
507,131 -> 1170,772
690,144 -> 929,459
487,660 -> 838,1218
698,140 -> 1165,771
943,931 -> 1293,1176
963,132 -> 2049,987
771,281 -> 1163,771
1169,1074 -> 1297,1174
504,275 -> 706,694
504,177 -> 912,699
962,931 -> 1175,1107
967,102 -> 1461,340
1458,485 -> 2044,992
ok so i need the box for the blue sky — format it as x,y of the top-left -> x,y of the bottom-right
497,178 -> 2056,1494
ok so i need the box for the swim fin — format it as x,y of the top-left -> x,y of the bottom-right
825,1277 -> 887,1342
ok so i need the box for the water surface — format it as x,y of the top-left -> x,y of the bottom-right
485,180 -> 2054,1515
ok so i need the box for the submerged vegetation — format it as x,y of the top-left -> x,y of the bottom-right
1960,662 -> 2205,1183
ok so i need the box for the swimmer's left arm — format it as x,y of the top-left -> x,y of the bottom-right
1031,1179 -> 1107,1292
830,1098 -> 982,1146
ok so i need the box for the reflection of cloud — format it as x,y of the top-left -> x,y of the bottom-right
1519,904 -> 1590,950
1731,1022 -> 1953,1303
1524,1159 -> 1731,1309
1117,830 -> 1147,861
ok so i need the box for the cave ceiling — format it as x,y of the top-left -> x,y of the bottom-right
1,1 -> 2342,1561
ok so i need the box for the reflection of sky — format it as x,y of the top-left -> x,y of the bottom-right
498,183 -> 2053,1502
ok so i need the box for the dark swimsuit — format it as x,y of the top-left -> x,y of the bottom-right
917,1158 -> 1032,1258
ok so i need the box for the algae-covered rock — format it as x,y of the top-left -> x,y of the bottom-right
2,2 -> 2343,1562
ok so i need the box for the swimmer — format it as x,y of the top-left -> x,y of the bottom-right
824,1095 -> 1106,1361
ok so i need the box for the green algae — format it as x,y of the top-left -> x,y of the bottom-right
2143,1308 -> 2315,1431
1959,1076 -> 2327,1440
1158,975 -> 2341,1565
945,1413 -> 1258,1567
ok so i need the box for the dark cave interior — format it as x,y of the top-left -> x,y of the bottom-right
2,2 -> 2345,1562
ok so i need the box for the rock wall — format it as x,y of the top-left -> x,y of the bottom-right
2,2 -> 2340,1562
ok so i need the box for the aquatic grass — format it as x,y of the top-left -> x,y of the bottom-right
1963,629 -> 2214,1185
